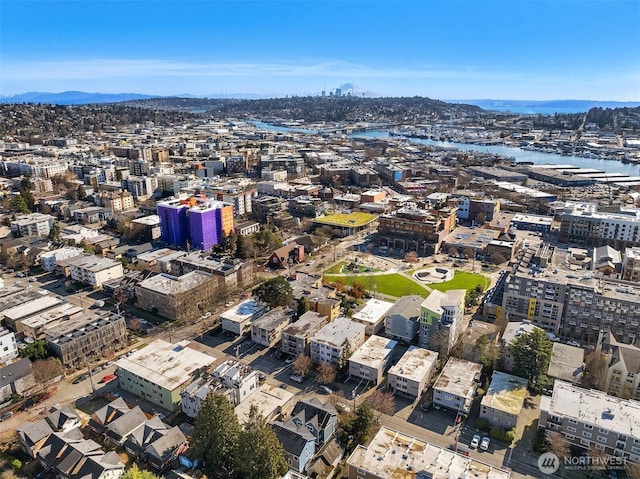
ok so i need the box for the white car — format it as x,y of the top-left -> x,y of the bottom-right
567,340 -> 581,347
480,436 -> 490,451
318,385 -> 333,394
290,374 -> 304,383
470,434 -> 481,449
285,356 -> 296,364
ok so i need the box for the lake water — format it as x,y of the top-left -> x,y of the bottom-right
353,131 -> 640,176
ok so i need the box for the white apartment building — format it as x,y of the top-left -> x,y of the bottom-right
351,298 -> 394,335
540,381 -> 640,463
348,335 -> 397,385
40,247 -> 85,273
433,358 -> 482,414
387,346 -> 438,399
250,308 -> 293,348
221,300 -> 268,336
10,213 -> 56,237
0,328 -> 19,366
69,255 -> 124,288
310,317 -> 366,367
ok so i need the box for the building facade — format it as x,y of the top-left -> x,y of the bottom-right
387,346 -> 438,399
310,318 -> 366,367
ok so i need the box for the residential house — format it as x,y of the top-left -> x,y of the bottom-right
597,331 -> 640,400
271,419 -> 316,473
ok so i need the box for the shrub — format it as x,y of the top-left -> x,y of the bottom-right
475,418 -> 489,431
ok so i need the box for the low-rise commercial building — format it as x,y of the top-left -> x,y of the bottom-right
251,308 -> 293,348
280,311 -> 328,358
2,295 -> 63,332
351,298 -> 394,335
347,426 -> 511,479
540,381 -> 640,463
433,358 -> 482,414
46,313 -> 127,369
221,300 -> 268,336
348,335 -> 397,385
387,346 -> 438,399
116,339 -> 215,412
310,317 -> 366,367
480,371 -> 528,430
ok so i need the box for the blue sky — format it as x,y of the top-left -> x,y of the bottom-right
1,0 -> 638,100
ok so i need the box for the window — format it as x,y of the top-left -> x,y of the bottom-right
568,418 -> 578,424
567,427 -> 576,433
582,432 -> 592,439
597,436 -> 608,443
584,424 -> 593,430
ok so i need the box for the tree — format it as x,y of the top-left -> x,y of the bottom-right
366,390 -> 395,417
338,402 -> 374,451
20,340 -> 50,361
507,328 -> 552,386
254,276 -> 293,307
292,354 -> 312,378
77,185 -> 87,201
583,350 -> 608,391
236,405 -> 288,479
337,338 -> 352,372
192,393 -> 241,478
317,362 -> 336,385
462,248 -> 475,260
48,221 -> 61,241
350,282 -> 367,300
295,297 -> 309,319
474,211 -> 487,226
448,246 -> 458,258
120,464 -> 161,479
490,252 -> 507,265
545,431 -> 570,459
478,337 -> 502,373
32,358 -> 64,392
10,194 -> 30,214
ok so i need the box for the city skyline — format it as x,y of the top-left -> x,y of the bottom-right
1,0 -> 639,101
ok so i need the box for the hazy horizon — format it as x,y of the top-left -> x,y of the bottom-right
1,1 -> 639,101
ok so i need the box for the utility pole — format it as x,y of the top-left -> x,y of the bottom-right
84,355 -> 96,395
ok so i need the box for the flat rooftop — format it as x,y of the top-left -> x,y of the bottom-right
137,271 -> 213,295
548,343 -> 584,383
348,426 -> 510,479
542,381 -> 640,439
481,371 -> 528,416
136,248 -> 179,263
234,383 -> 294,424
349,335 -> 397,368
352,299 -> 394,325
220,299 -> 267,323
3,295 -> 63,321
116,339 -> 215,392
388,346 -> 438,383
131,215 -> 160,226
281,311 -> 327,338
70,255 -> 122,272
433,358 -> 482,399
312,317 -> 365,348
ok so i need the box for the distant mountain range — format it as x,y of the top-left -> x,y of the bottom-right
449,99 -> 640,113
0,91 -> 159,105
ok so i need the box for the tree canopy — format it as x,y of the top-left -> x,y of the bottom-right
20,340 -> 51,361
507,328 -> 552,386
192,393 -> 241,478
120,465 -> 161,479
254,276 -> 293,307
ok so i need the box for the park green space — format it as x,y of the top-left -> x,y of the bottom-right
429,271 -> 491,293
323,273 -> 430,298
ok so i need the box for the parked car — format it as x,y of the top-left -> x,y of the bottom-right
91,366 -> 102,374
285,356 -> 296,364
0,411 -> 14,422
421,401 -> 433,412
100,374 -> 116,383
567,340 -> 581,347
318,385 -> 333,394
72,374 -> 88,385
480,437 -> 490,451
36,392 -> 51,403
470,434 -> 481,449
290,374 -> 304,383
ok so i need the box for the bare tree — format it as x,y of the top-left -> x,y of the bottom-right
587,444 -> 609,478
128,317 -> 142,334
583,351 -> 608,391
626,462 -> 640,479
545,431 -> 570,459
32,358 -> 64,392
366,390 -> 396,417
462,248 -> 475,260
316,363 -> 336,385
447,247 -> 458,258
292,355 -> 312,378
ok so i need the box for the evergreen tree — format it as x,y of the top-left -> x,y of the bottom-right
337,338 -> 352,372
507,328 -> 553,386
10,193 -> 30,214
254,276 -> 293,307
295,297 -> 309,319
77,185 -> 87,201
236,405 -> 288,479
192,393 -> 241,478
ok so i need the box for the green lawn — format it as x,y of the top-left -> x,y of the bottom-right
428,271 -> 490,293
324,273 -> 430,298
325,262 -> 348,274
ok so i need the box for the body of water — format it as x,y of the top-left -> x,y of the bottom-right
353,131 -> 640,176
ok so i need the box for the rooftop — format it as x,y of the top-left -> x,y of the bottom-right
312,317 -> 365,348
234,383 -> 294,424
388,346 -> 438,383
220,299 -> 267,323
3,295 -> 63,321
548,343 -> 584,383
115,339 -> 215,392
352,298 -> 394,325
433,358 -> 482,399
542,381 -> 640,439
137,271 -> 214,295
281,311 -> 327,338
481,371 -> 528,416
348,426 -> 510,479
349,335 -> 397,368
69,255 -> 122,272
